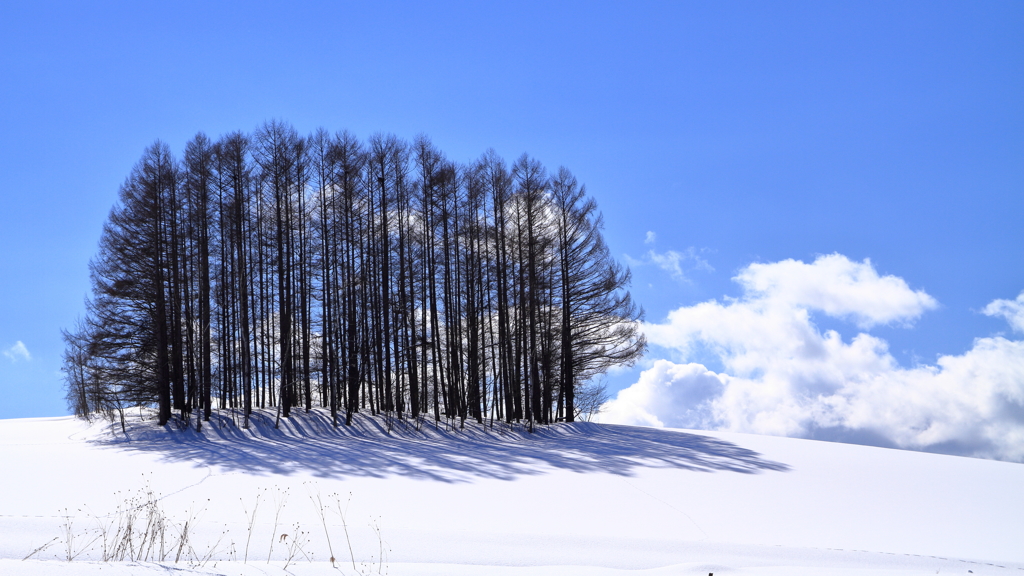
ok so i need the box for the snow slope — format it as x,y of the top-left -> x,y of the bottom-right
0,409 -> 1021,575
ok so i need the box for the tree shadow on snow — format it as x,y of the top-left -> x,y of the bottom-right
93,409 -> 789,483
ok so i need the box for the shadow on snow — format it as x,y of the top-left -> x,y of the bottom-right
93,408 -> 789,483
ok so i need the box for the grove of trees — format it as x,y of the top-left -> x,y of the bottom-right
63,122 -> 645,432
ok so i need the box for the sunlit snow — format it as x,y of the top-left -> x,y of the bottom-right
1,410 -> 1021,574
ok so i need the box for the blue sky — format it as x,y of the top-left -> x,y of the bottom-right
0,2 -> 1021,433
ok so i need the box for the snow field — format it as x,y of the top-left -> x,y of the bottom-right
1,410 -> 1021,574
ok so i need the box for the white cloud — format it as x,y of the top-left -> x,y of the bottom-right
648,250 -> 688,281
735,254 -> 937,328
626,247 -> 713,282
601,254 -> 1024,462
644,231 -> 656,244
3,341 -> 31,362
983,290 -> 1024,333
601,360 -> 727,429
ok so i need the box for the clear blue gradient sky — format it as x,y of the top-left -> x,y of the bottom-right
0,1 -> 1020,420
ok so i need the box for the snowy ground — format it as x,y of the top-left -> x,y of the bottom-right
0,409 -> 1021,575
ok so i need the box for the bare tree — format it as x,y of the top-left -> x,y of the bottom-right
64,125 -> 645,433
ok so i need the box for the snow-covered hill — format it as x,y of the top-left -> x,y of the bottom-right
1,409 -> 1021,575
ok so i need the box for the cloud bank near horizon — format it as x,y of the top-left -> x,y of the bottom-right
600,254 -> 1024,462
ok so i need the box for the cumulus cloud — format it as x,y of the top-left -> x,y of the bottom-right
3,341 -> 31,362
600,254 -> 1024,462
644,231 -> 656,244
735,254 -> 938,328
983,291 -> 1024,333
